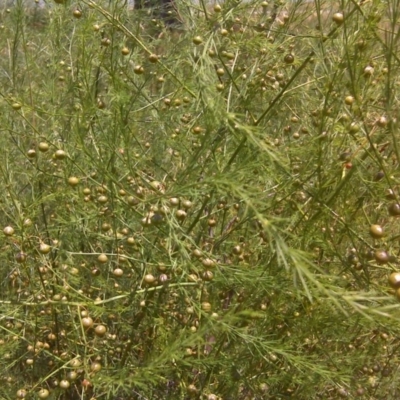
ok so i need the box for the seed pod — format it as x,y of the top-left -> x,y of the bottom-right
121,47 -> 130,55
202,258 -> 215,268
202,270 -> 214,281
148,54 -> 159,63
59,380 -> 70,389
113,268 -> 124,277
38,389 -> 50,399
94,324 -> 107,337
81,317 -> 94,328
388,203 -> 400,216
369,224 -> 384,239
15,252 -> 27,263
388,272 -> 400,289
39,243 -> 51,254
91,362 -> 102,372
3,226 -> 14,236
192,36 -> 203,45
16,389 -> 27,398
374,250 -> 389,264
284,54 -> 294,64
68,177 -> 79,186
54,149 -> 66,160
98,253 -> 108,263
332,12 -> 344,24
144,274 -> 156,284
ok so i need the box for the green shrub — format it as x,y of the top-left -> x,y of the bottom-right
1,0 -> 400,399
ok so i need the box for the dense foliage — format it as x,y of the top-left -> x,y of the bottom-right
1,0 -> 400,399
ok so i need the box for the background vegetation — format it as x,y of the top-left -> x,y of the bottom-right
1,0 -> 400,398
